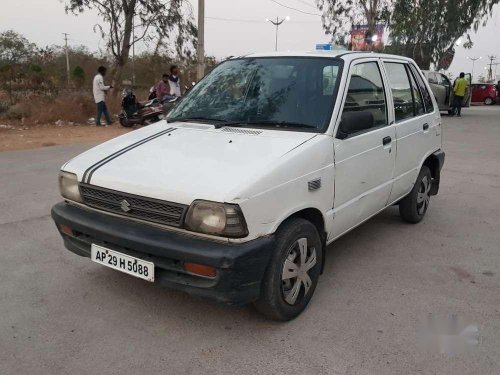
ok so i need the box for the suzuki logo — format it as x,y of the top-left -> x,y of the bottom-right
120,199 -> 131,212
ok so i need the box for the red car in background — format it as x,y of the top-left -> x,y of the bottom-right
471,83 -> 498,105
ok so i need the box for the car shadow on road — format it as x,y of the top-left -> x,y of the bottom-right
79,206 -> 410,328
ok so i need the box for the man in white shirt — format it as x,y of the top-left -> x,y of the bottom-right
167,65 -> 182,98
93,66 -> 113,126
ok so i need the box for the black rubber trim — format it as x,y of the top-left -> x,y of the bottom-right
429,149 -> 445,195
82,127 -> 176,183
51,202 -> 276,305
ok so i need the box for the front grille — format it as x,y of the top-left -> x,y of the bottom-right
79,184 -> 188,227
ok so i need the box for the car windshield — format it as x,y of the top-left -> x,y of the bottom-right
168,57 -> 342,132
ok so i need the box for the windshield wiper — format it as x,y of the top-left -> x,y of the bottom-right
167,116 -> 230,124
214,120 -> 315,129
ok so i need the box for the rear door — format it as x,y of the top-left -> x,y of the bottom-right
427,72 -> 447,110
382,60 -> 437,204
331,59 -> 396,240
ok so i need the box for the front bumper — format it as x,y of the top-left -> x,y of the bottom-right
51,202 -> 275,305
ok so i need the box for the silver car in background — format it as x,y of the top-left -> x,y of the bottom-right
422,71 -> 471,115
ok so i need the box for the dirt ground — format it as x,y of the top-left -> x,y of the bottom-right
0,122 -> 132,152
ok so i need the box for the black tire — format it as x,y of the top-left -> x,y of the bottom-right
119,116 -> 133,128
254,218 -> 323,321
399,166 -> 432,223
447,109 -> 454,116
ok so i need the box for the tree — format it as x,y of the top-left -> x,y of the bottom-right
72,65 -> 85,87
388,0 -> 499,69
0,30 -> 37,103
65,0 -> 196,92
315,0 -> 390,46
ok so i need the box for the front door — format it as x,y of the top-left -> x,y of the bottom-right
330,59 -> 396,241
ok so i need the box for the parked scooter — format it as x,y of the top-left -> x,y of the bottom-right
118,88 -> 164,128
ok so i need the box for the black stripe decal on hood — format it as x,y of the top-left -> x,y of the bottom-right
83,127 -> 176,184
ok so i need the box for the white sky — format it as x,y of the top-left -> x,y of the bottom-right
1,0 -> 499,79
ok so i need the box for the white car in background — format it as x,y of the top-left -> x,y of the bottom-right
52,51 -> 445,320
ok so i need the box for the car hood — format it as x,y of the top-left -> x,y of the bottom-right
64,122 -> 316,204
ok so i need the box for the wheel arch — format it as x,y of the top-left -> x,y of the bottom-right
274,207 -> 327,274
421,150 -> 444,195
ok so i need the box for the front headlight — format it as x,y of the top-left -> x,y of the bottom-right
59,171 -> 83,203
185,200 -> 248,238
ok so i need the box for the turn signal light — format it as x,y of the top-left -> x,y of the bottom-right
183,262 -> 216,278
59,224 -> 73,236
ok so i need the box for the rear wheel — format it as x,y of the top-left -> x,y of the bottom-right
484,97 -> 494,105
399,166 -> 432,223
254,218 -> 323,321
119,114 -> 133,128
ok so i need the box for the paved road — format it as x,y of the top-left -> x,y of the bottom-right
1,106 -> 499,375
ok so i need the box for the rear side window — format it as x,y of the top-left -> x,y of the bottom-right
342,61 -> 387,128
384,62 -> 413,122
409,65 -> 434,113
428,73 -> 438,84
407,67 -> 425,116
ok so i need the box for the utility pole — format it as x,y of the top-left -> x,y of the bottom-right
266,16 -> 290,51
486,55 -> 497,82
196,0 -> 205,81
467,56 -> 481,82
132,16 -> 136,87
63,33 -> 70,86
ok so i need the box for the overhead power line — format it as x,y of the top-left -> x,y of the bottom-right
270,0 -> 322,16
206,16 -> 263,24
206,15 -> 319,24
292,0 -> 318,10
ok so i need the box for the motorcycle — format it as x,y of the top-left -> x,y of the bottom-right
118,88 -> 165,128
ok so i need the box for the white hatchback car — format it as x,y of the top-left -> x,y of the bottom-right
52,51 -> 445,320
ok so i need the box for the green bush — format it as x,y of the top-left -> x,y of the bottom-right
5,102 -> 31,119
0,101 -> 9,114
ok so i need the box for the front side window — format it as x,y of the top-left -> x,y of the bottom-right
341,61 -> 387,128
439,74 -> 451,87
168,57 -> 342,132
384,62 -> 414,122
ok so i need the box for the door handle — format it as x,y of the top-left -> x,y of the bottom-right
423,123 -> 429,131
382,136 -> 392,146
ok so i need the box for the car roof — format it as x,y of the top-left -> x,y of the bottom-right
241,51 -> 416,63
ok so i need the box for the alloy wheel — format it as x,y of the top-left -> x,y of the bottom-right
416,175 -> 431,215
281,238 -> 317,305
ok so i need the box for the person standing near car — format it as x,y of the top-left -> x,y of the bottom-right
168,65 -> 182,97
452,72 -> 468,117
155,73 -> 171,101
93,66 -> 113,126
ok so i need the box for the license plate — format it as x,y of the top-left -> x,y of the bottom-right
91,244 -> 154,282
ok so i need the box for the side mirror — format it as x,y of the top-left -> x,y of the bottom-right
337,111 -> 374,139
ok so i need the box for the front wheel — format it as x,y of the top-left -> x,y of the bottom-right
399,166 -> 432,223
254,218 -> 323,321
484,97 -> 494,105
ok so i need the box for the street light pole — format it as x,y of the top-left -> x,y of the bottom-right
266,16 -> 290,51
468,56 -> 481,82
